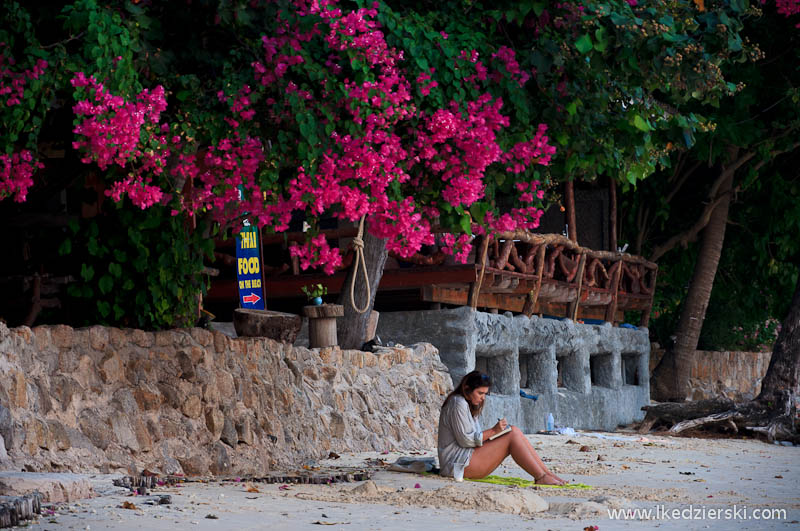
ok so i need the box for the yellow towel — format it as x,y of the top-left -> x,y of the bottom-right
468,475 -> 591,489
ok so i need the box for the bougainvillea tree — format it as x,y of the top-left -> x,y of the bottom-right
0,0 -> 785,329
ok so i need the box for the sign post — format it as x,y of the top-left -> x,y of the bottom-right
235,222 -> 266,310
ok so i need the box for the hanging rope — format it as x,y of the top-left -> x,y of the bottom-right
348,216 -> 370,314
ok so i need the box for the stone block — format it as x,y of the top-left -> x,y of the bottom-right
11,371 -> 27,408
0,472 -> 95,503
98,352 -> 124,384
108,327 -> 127,348
110,414 -> 140,451
209,441 -> 231,475
177,453 -> 210,476
23,419 -> 47,453
320,366 -> 337,381
86,326 -> 109,351
133,417 -> 153,452
205,409 -> 224,441
45,421 -> 70,451
134,385 -> 163,410
31,326 -> 51,352
130,329 -> 154,347
78,409 -> 115,450
221,416 -> 238,447
236,417 -> 253,445
191,327 -> 213,346
181,395 -> 203,419
177,350 -> 196,381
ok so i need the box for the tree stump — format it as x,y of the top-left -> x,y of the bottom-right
303,304 -> 344,348
233,309 -> 302,343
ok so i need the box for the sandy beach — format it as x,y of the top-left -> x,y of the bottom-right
18,430 -> 799,530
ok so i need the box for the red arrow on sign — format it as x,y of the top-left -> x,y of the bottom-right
243,293 -> 261,304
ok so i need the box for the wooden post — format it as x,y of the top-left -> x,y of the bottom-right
469,235 -> 491,309
605,260 -> 623,324
523,244 -> 547,317
303,304 -> 344,348
565,179 -> 578,243
568,252 -> 587,320
639,267 -> 659,327
609,177 -> 617,252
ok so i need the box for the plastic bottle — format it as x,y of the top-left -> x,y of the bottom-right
546,412 -> 554,432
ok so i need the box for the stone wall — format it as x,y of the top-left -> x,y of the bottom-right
650,349 -> 771,401
0,323 -> 452,476
377,307 -> 651,432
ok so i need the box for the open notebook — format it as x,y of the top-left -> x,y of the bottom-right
488,426 -> 512,441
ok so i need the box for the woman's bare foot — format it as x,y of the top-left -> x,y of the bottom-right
535,473 -> 566,486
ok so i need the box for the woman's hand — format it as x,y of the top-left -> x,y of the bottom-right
492,418 -> 508,435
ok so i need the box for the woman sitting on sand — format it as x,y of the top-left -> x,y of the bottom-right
437,370 -> 566,485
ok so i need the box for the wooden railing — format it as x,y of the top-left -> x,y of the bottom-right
447,231 -> 658,326
208,229 -> 657,326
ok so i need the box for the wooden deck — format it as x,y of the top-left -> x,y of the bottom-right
207,230 -> 658,326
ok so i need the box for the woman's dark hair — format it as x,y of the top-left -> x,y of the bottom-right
442,370 -> 491,417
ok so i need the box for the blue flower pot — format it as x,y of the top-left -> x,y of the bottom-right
312,296 -> 323,306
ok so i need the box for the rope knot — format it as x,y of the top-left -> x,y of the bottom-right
348,216 -> 370,314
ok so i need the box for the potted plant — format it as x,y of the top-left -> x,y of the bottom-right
301,283 -> 327,306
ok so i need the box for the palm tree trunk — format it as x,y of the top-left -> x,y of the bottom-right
652,158 -> 736,401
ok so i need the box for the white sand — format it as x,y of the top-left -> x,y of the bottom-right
21,431 -> 799,530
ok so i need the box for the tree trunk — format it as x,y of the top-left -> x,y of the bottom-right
609,177 -> 617,252
639,267 -> 800,443
565,179 -> 577,242
758,270 -> 800,403
337,225 -> 388,349
651,160 -> 736,401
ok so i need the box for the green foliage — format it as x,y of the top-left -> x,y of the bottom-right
1,0 -> 790,331
60,203 -> 215,329
301,283 -> 328,300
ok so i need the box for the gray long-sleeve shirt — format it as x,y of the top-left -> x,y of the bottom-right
437,394 -> 483,477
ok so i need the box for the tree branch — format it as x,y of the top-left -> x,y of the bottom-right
649,149 -> 753,262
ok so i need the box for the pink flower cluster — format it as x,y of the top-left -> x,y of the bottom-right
67,0 -> 557,276
456,49 -> 488,88
0,150 -> 42,202
0,44 -> 47,107
71,72 -> 170,209
241,0 -> 557,273
416,69 -> 438,96
491,46 -> 530,87
289,234 -> 343,275
501,123 -> 557,172
439,233 -> 473,263
776,0 -> 800,26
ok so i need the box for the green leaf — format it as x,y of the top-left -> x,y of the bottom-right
80,263 -> 95,282
469,202 -> 489,224
593,28 -> 608,52
109,262 -> 123,277
575,34 -> 593,54
458,214 -> 473,235
633,114 -> 652,132
58,239 -> 72,256
566,101 -> 577,116
98,274 -> 114,294
97,300 -> 110,318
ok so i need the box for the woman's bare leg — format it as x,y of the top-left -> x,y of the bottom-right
516,431 -> 566,483
463,427 -> 563,484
